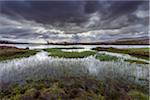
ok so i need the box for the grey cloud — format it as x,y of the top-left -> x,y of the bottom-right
1,1 -> 146,25
0,0 -> 149,43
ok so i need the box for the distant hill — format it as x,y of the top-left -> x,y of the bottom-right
0,40 -> 29,44
104,38 -> 149,45
47,38 -> 149,45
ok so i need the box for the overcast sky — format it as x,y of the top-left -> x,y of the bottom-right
0,0 -> 149,43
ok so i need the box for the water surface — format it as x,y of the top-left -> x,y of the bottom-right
0,44 -> 149,50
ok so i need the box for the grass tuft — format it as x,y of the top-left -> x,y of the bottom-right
128,90 -> 149,100
96,54 -> 119,61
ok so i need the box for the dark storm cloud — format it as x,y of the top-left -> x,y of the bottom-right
105,1 -> 144,18
94,0 -> 147,29
84,1 -> 99,14
0,0 -> 149,43
1,1 -> 87,24
1,1 -> 145,24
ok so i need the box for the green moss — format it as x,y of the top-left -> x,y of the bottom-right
44,48 -> 96,58
42,83 -> 64,94
1,76 -> 149,100
12,86 -> 26,95
24,88 -> 38,97
128,90 -> 149,100
75,92 -> 105,100
96,54 -> 119,61
9,94 -> 22,100
129,83 -> 148,94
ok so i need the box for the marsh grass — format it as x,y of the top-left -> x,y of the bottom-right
0,51 -> 149,100
95,53 -> 148,64
93,47 -> 149,60
124,59 -> 149,64
96,54 -> 119,61
50,47 -> 84,49
1,76 -> 149,100
0,52 -> 148,87
0,49 -> 37,62
128,90 -> 149,100
0,48 -> 149,99
44,48 -> 96,58
128,48 -> 149,52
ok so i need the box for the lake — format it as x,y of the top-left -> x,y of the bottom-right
0,44 -> 149,50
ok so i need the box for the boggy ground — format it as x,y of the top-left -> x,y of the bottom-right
92,47 -> 149,60
44,48 -> 96,58
0,46 -> 148,64
0,76 -> 149,100
0,46 -> 149,100
0,46 -> 37,62
44,48 -> 149,64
